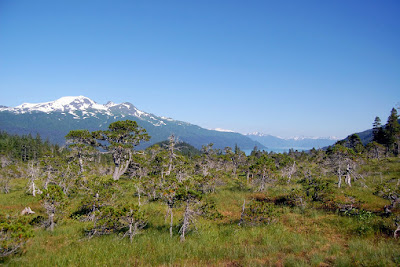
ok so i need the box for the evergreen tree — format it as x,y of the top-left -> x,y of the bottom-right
65,130 -> 99,174
95,120 -> 150,180
348,134 -> 364,153
249,154 -> 276,191
373,116 -> 382,138
234,144 -> 240,155
385,108 -> 400,154
41,185 -> 67,231
372,116 -> 386,144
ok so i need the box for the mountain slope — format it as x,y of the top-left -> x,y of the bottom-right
0,96 -> 264,150
340,118 -> 400,146
246,132 -> 337,150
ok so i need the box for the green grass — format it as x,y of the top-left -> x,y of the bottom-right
6,213 -> 399,266
2,158 -> 400,266
3,192 -> 400,266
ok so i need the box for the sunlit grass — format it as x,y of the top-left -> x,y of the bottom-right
2,157 -> 400,266
4,197 -> 399,266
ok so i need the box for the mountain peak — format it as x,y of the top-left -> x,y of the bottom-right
11,96 -> 107,113
105,101 -> 116,107
0,96 -> 266,150
0,96 -> 173,127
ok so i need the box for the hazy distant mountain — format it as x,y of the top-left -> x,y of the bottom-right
0,96 -> 264,150
246,132 -> 338,150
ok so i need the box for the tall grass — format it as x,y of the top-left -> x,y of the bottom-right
5,206 -> 400,266
2,158 -> 400,266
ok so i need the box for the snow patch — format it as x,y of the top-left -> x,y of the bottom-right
135,110 -> 145,117
247,132 -> 269,136
213,128 -> 236,133
285,136 -> 340,141
161,116 -> 174,121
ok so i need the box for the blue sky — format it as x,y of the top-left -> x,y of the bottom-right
1,0 -> 399,138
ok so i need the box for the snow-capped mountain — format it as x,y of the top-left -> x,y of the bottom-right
0,96 -> 173,127
0,96 -> 264,150
10,96 -> 107,113
286,136 -> 339,141
246,132 -> 338,150
247,132 -> 338,141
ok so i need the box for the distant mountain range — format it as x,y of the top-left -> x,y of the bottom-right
0,96 -> 264,150
246,132 -> 338,151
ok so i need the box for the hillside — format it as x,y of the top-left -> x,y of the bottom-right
340,119 -> 400,146
0,96 -> 264,150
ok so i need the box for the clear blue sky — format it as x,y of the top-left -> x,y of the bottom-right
1,0 -> 399,138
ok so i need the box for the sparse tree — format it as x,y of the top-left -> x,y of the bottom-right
249,154 -> 276,191
366,141 -> 385,159
0,165 -> 21,194
120,203 -> 146,242
41,185 -> 66,231
95,120 -> 150,180
65,129 -> 99,174
27,161 -> 41,196
327,144 -> 356,188
161,175 -> 180,237
165,134 -> 178,176
177,188 -> 202,242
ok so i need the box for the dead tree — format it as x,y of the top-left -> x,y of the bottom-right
165,135 -> 178,176
0,166 -> 20,194
120,205 -> 146,242
179,198 -> 200,242
0,173 -> 11,194
249,154 -> 276,192
21,207 -> 35,215
176,188 -> 204,242
27,161 -> 41,196
281,161 -> 296,183
384,195 -> 400,216
327,145 -> 357,188
238,199 -> 246,226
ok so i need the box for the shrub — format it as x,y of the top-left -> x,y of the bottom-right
239,198 -> 278,226
0,214 -> 33,259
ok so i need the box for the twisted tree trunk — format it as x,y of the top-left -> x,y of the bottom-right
113,150 -> 132,180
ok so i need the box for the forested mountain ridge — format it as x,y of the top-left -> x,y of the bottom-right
0,96 -> 264,150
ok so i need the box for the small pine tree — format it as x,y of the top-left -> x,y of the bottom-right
40,185 -> 66,231
348,134 -> 364,153
385,108 -> 400,154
